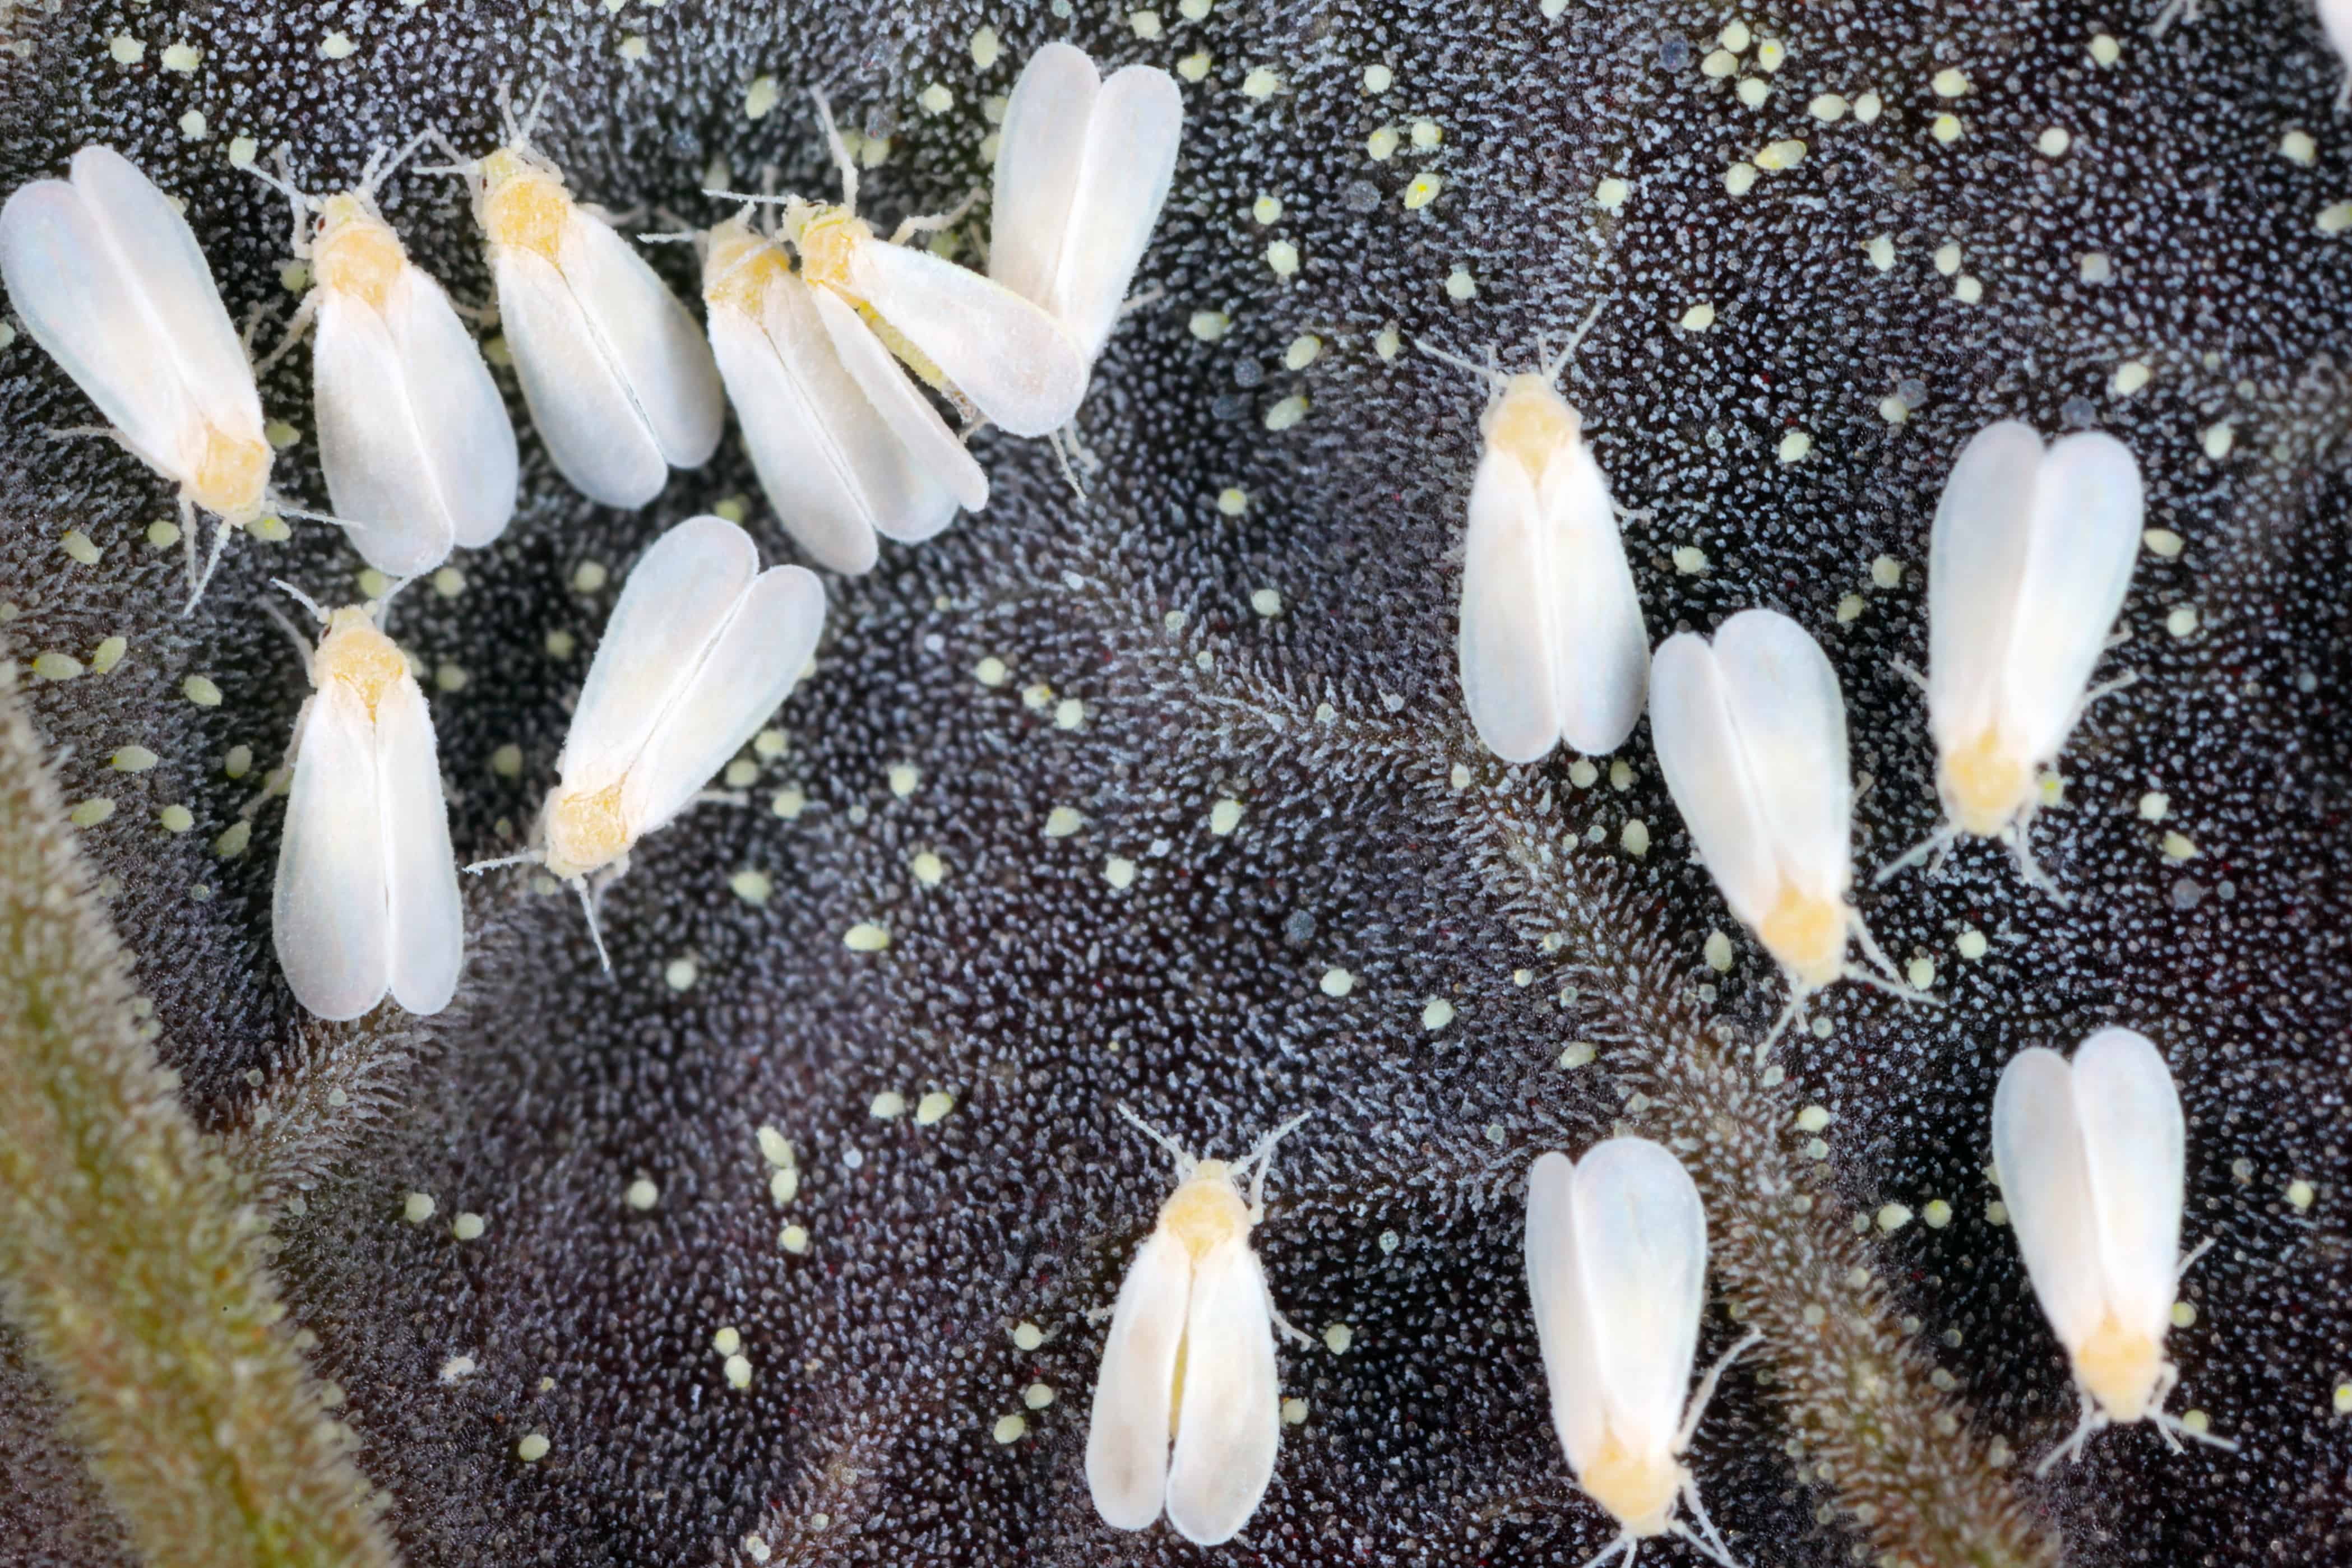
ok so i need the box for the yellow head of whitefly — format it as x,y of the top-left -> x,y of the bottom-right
1483,373 -> 1582,481
701,215 -> 791,315
479,145 -> 572,261
311,606 -> 410,719
1579,1431 -> 1686,1539
1938,725 -> 2035,839
788,200 -> 868,295
1757,879 -> 1848,992
312,191 -> 408,311
2072,1313 -> 2166,1426
541,780 -> 631,883
1158,1160 -> 1253,1261
188,423 -> 271,524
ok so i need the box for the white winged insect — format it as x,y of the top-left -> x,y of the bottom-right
1877,421 -> 2143,892
721,90 -> 1089,442
1525,1140 -> 1758,1568
1422,308 -> 1649,763
438,86 -> 724,509
1087,1106 -> 1312,1548
696,205 -> 986,574
269,583 -> 464,1020
1650,609 -> 1928,1049
249,138 -> 519,577
0,144 -> 281,607
1991,1027 -> 2236,1473
988,41 -> 1182,473
469,514 -> 825,968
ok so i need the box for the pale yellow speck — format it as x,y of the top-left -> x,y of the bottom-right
845,922 -> 890,952
1779,430 -> 1812,464
1177,50 -> 1211,83
1853,90 -> 1883,123
992,1413 -> 1026,1443
2167,606 -> 2199,639
1266,394 -> 1308,430
2162,831 -> 2198,860
916,1091 -> 955,1125
1251,587 -> 1283,618
969,26 -> 1000,68
1242,66 -> 1280,99
1189,310 -> 1230,341
1131,10 -> 1163,39
1320,967 -> 1354,999
1376,323 -> 1403,359
1810,92 -> 1847,122
1736,77 -> 1768,108
178,110 -> 208,141
109,35 -> 144,65
182,674 -> 223,707
1266,240 -> 1300,276
403,1193 -> 437,1224
1559,1041 -> 1596,1069
1838,591 -> 1868,621
2289,1179 -> 2316,1209
159,804 -> 194,833
321,30 -> 357,59
1724,163 -> 1757,197
1932,67 -> 1969,98
517,1433 -> 550,1462
1595,176 -> 1629,210
1403,173 -> 1443,210
1104,856 -> 1137,890
2038,127 -> 2072,157
2091,33 -> 2121,66
2282,129 -> 2317,165
1621,819 -> 1650,855
1877,1203 -> 1913,1233
1444,264 -> 1477,300
744,75 -> 781,119
1757,38 -> 1785,70
1217,486 -> 1249,517
617,34 -> 649,63
1701,48 -> 1737,78
1422,998 -> 1455,1031
1367,125 -> 1400,161
2112,360 -> 2152,397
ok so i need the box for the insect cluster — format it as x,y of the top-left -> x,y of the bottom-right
0,12 -> 2285,1566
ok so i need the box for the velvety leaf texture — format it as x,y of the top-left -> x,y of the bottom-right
2,1 -> 2349,1566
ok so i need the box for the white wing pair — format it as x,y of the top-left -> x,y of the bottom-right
1992,1028 -> 2225,1469
266,159 -> 518,576
1525,1139 -> 1742,1565
989,42 -> 1183,374
272,605 -> 463,1020
461,132 -> 723,508
0,145 -> 273,604
1454,369 -> 1648,762
1899,422 -> 2141,875
702,215 -> 985,574
1087,1114 -> 1304,1547
537,514 -> 825,890
1651,610 -> 1864,1004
